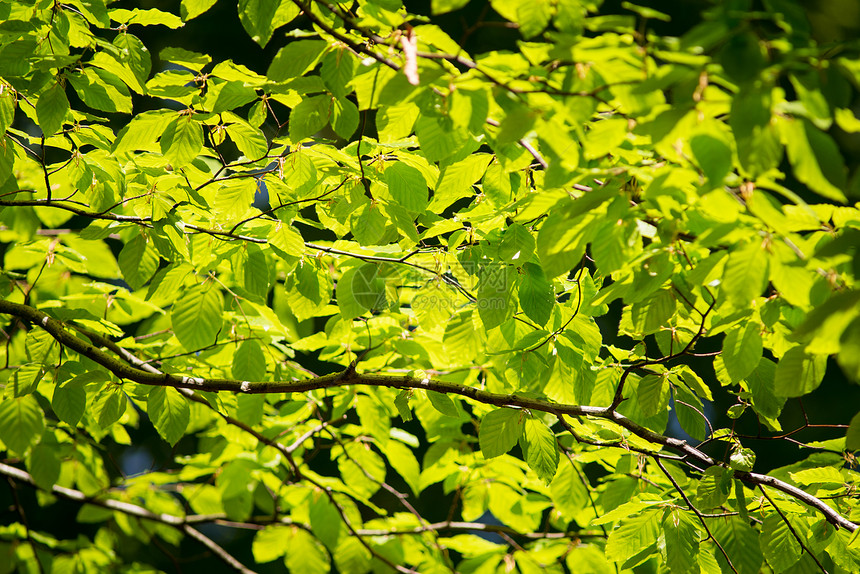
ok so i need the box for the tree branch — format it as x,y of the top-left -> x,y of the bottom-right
0,462 -> 257,574
0,298 -> 855,534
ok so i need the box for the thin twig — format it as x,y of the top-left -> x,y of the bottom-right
653,457 -> 738,574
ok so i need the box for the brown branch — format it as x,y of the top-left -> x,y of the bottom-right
757,485 -> 828,573
653,457 -> 738,574
0,298 -> 856,533
77,323 -> 415,574
0,462 -> 257,574
0,198 -> 148,223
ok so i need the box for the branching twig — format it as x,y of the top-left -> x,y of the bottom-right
0,299 -> 855,534
653,457 -> 738,574
0,462 -> 256,574
758,485 -> 829,573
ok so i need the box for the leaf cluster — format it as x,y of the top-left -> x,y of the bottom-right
0,0 -> 859,573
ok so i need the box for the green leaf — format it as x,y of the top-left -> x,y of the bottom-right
36,83 -> 70,137
761,513 -> 802,572
394,391 -> 412,422
336,267 -> 366,320
320,49 -> 355,99
781,117 -> 847,202
181,0 -> 218,20
52,378 -> 86,426
160,115 -> 203,167
111,33 -> 152,93
385,162 -> 428,212
242,244 -> 270,298
482,162 -> 514,206
637,374 -> 669,417
729,447 -> 755,472
0,396 -> 44,454
10,363 -> 46,397
690,132 -> 732,185
110,7 -> 183,28
518,262 -> 554,326
331,97 -> 359,139
696,466 -> 731,508
0,135 -> 14,185
67,68 -> 132,114
662,509 -> 700,573
355,394 -> 390,447
92,384 -> 127,429
210,81 -> 257,113
238,0 -> 301,47
479,408 -> 524,459
376,102 -> 419,143
112,110 -> 173,155
269,222 -> 304,258
215,178 -> 256,220
431,0 -> 470,14
253,525 -> 290,562
171,284 -> 224,351
722,322 -> 763,383
338,442 -> 385,498
673,385 -> 706,441
225,119 -> 267,159
432,153 -> 492,212
537,211 -> 591,279
584,117 -> 628,160
285,261 -> 331,321
427,390 -> 459,417
745,358 -> 785,430
148,387 -> 190,446
550,463 -> 588,519
498,223 -> 535,264
232,340 -> 266,382
605,510 -> 661,565
774,345 -> 827,397
477,265 -> 516,330
443,310 -> 481,363
309,494 -> 342,550
838,316 -> 860,382
381,439 -> 421,496
415,114 -> 469,162
731,85 -> 781,177
513,0 -> 552,38
289,95 -> 330,142
160,47 -> 212,71
629,289 -> 675,334
722,240 -> 768,308
333,536 -> 372,574
118,234 -> 159,291
267,40 -> 328,81
353,263 -> 392,312
27,444 -> 61,491
789,466 -> 844,486
0,83 -> 16,134
792,290 -> 860,355
522,417 -> 558,483
712,518 -> 764,574
847,412 -> 860,451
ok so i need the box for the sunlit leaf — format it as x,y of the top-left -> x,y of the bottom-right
480,408 -> 524,459
148,387 -> 190,446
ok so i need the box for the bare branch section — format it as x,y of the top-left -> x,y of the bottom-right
1,298 -> 855,533
0,462 -> 257,574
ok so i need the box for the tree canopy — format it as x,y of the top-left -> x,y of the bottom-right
1,0 -> 860,572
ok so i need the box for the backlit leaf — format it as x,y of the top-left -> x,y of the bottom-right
480,408 -> 524,459
722,322 -> 763,383
148,387 -> 190,446
171,284 -> 224,351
